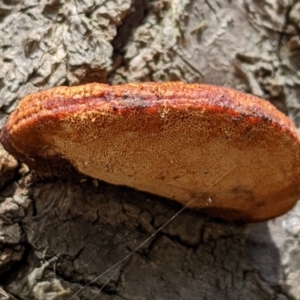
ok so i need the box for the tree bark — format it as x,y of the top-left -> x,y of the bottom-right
1,0 -> 300,299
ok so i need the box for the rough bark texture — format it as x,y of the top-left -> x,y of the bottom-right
0,0 -> 300,299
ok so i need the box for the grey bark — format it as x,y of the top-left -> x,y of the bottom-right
1,0 -> 300,299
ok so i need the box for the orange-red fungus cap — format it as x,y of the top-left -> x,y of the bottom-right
1,82 -> 300,222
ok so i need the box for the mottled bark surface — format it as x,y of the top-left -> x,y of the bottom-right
1,0 -> 300,299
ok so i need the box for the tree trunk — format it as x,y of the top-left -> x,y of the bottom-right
0,0 -> 300,299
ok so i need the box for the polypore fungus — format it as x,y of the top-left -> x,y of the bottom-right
1,82 -> 300,222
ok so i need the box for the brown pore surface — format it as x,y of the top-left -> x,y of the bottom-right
1,82 -> 300,222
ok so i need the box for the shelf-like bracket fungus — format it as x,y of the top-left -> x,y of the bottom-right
1,82 -> 300,222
